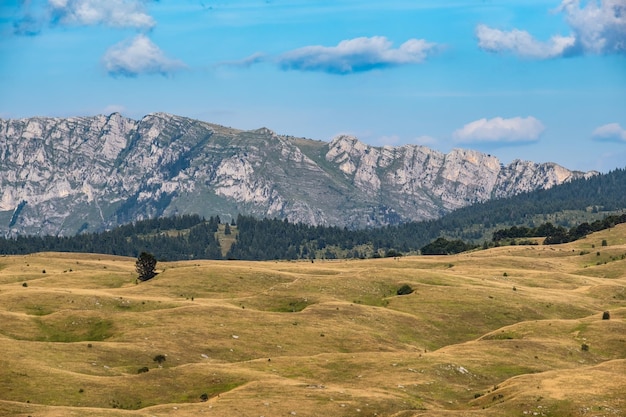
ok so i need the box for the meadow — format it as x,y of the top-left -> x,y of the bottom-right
0,226 -> 625,417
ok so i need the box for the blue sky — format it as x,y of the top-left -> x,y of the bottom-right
1,0 -> 625,172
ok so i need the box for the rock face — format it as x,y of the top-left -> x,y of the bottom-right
0,113 -> 594,235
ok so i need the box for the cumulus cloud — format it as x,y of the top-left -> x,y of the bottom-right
49,0 -> 155,29
592,123 -> 626,142
453,116 -> 545,144
476,25 -> 575,59
277,36 -> 437,74
12,0 -> 156,35
102,34 -> 186,77
560,0 -> 626,54
477,0 -> 626,58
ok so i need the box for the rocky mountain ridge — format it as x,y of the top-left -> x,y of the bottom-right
0,113 -> 595,236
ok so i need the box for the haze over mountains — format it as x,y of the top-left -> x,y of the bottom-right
0,113 -> 596,236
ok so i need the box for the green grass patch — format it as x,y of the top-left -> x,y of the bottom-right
34,317 -> 114,342
483,331 -> 521,340
270,297 -> 313,312
24,305 -> 54,316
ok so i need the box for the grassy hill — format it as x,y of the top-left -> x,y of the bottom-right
0,226 -> 625,416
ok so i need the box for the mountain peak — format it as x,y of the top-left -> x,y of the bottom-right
0,113 -> 594,235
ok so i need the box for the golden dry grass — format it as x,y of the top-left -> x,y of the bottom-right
1,226 -> 625,416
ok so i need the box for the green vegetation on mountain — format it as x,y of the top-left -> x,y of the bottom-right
434,167 -> 626,240
0,113 -> 595,235
493,213 -> 626,244
420,237 -> 479,255
0,214 -> 222,261
0,168 -> 625,260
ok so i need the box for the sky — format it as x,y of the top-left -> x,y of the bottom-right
1,0 -> 625,172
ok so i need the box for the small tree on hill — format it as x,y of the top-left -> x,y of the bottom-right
397,284 -> 414,296
224,223 -> 231,235
136,252 -> 157,281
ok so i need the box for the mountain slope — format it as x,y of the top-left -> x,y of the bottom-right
0,113 -> 593,235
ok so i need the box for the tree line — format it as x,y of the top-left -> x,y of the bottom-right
492,213 -> 626,244
0,167 -> 624,260
0,214 -> 222,261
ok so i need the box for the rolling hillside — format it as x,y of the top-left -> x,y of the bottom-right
0,226 -> 625,416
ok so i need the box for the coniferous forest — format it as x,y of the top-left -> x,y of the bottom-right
0,168 -> 625,260
0,215 -> 222,261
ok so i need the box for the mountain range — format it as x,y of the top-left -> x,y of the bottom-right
0,112 -> 595,236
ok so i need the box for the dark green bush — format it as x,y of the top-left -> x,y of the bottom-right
397,284 -> 414,296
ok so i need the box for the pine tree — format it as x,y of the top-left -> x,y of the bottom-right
136,252 -> 157,281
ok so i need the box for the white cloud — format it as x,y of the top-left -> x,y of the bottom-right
277,36 -> 437,74
453,116 -> 545,144
560,0 -> 626,54
477,0 -> 626,59
102,34 -> 186,77
49,0 -> 155,29
476,24 -> 575,59
592,122 -> 626,142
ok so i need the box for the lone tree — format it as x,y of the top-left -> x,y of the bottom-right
136,252 -> 157,281
397,284 -> 414,296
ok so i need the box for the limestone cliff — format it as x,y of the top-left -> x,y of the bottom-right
0,113 -> 593,235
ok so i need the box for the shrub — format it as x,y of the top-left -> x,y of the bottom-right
22,282 -> 28,287
581,343 -> 589,351
397,284 -> 414,296
137,367 -> 149,374
200,393 -> 209,402
602,311 -> 610,320
153,354 -> 166,365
